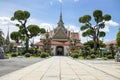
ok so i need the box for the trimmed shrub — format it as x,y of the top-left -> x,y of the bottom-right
106,51 -> 111,55
107,55 -> 113,59
11,53 -> 18,57
25,53 -> 31,57
86,55 -> 91,59
103,57 -> 108,60
72,50 -> 79,53
71,53 -> 79,58
18,52 -> 21,55
40,52 -> 49,58
90,49 -> 95,54
91,54 -> 96,59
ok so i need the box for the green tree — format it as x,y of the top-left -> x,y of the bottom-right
84,40 -> 106,49
9,42 -> 14,52
79,10 -> 111,53
10,31 -> 21,43
70,39 -> 77,51
43,32 -> 51,52
81,45 -> 90,59
11,10 -> 46,52
116,29 -> 120,47
0,29 -> 4,46
109,44 -> 115,59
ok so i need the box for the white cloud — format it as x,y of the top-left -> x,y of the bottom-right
105,20 -> 119,27
101,20 -> 119,32
39,23 -> 56,31
58,0 -> 62,3
27,18 -> 56,31
0,17 -> 18,26
0,17 -> 19,38
27,18 -> 43,25
101,26 -> 109,32
74,0 -> 79,2
65,25 -> 79,32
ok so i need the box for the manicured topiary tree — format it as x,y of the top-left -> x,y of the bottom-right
79,10 -> 111,53
116,29 -> 120,47
11,10 -> 46,52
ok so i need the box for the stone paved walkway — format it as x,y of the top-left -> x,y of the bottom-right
0,58 -> 44,77
0,56 -> 120,80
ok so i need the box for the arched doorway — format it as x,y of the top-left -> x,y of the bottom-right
56,46 -> 64,56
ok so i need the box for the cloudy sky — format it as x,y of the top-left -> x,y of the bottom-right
0,0 -> 120,43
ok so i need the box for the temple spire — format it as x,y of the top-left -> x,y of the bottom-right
58,3 -> 64,27
60,3 -> 62,21
6,26 -> 10,45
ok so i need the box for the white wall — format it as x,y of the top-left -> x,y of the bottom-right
64,46 -> 69,56
47,45 -> 70,56
51,46 -> 56,56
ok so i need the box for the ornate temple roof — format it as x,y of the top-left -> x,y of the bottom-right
52,8 -> 68,41
34,42 -> 43,46
34,6 -> 82,47
51,41 -> 70,46
52,27 -> 68,40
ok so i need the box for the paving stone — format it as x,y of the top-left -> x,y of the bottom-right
0,56 -> 120,80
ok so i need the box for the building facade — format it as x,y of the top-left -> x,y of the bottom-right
105,40 -> 117,49
34,11 -> 82,56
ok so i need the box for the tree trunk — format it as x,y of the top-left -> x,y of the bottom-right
25,38 -> 29,52
93,36 -> 97,54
